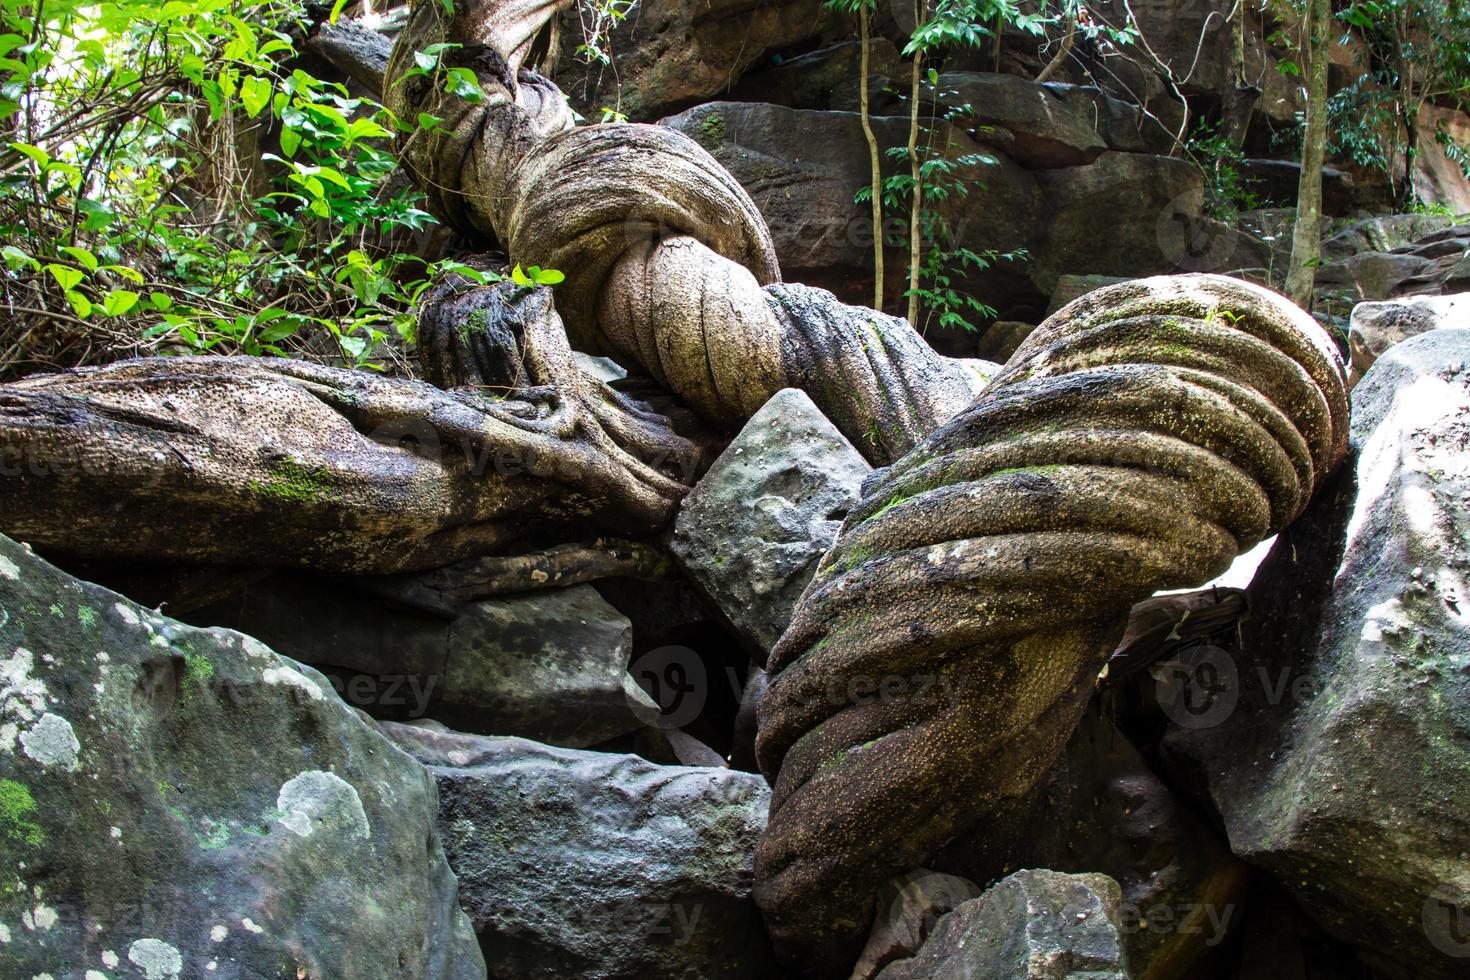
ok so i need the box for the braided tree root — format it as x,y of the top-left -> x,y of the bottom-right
753,274 -> 1350,974
385,0 -> 985,463
0,287 -> 701,572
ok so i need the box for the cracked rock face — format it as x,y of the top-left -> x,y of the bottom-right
0,533 -> 483,980
1164,328 -> 1470,980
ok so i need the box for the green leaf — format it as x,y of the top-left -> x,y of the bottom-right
279,126 -> 301,157
533,267 -> 565,285
444,67 -> 483,103
64,290 -> 91,318
59,246 -> 98,271
345,117 -> 393,141
102,264 -> 144,283
511,263 -> 533,286
1,245 -> 36,271
329,0 -> 351,23
240,75 -> 271,118
78,198 -> 114,231
150,291 -> 173,311
45,264 -> 84,292
102,289 -> 140,317
8,141 -> 48,169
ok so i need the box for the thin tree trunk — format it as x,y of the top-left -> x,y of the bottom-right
1285,0 -> 1330,308
859,5 -> 884,310
906,38 -> 924,327
1220,0 -> 1258,149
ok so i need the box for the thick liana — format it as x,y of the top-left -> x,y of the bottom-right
753,273 -> 1350,975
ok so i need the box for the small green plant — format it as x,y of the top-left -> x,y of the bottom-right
1184,120 -> 1263,218
575,0 -> 637,66
510,264 -> 566,287
858,77 -> 1026,334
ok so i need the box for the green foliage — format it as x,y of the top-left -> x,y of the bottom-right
574,0 -> 636,67
903,0 -> 1132,58
1184,120 -> 1264,218
1325,76 -> 1399,182
510,264 -> 565,287
1436,125 -> 1470,181
904,0 -> 1049,56
858,79 -> 1026,333
1331,0 -> 1470,203
0,0 -> 469,378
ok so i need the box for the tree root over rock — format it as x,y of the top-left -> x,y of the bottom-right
0,286 -> 704,572
383,0 -> 987,464
753,275 -> 1349,974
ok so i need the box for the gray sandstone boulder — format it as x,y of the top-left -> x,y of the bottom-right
0,533 -> 484,980
672,388 -> 871,661
1163,329 -> 1470,979
1348,293 -> 1470,383
381,722 -> 776,980
190,574 -> 658,747
874,870 -> 1131,980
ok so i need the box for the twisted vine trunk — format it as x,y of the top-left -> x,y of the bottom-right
754,275 -> 1348,973
383,0 -> 988,466
0,286 -> 705,572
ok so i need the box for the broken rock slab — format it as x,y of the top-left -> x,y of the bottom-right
1347,292 -> 1470,384
874,870 -> 1131,980
188,573 -> 658,747
672,388 -> 871,662
381,722 -> 775,980
0,533 -> 484,980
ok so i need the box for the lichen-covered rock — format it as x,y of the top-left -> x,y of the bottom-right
1321,214 -> 1466,262
874,870 -> 1130,980
672,388 -> 871,661
380,722 -> 776,979
1348,293 -> 1470,384
1163,328 -> 1470,979
190,574 -> 658,746
0,534 -> 484,979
